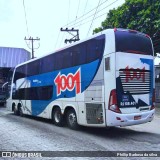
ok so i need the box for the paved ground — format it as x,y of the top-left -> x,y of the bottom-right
0,105 -> 159,160
155,103 -> 160,116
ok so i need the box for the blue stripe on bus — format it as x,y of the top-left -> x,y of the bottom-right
28,59 -> 101,116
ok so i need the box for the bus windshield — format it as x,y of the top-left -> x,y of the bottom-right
115,29 -> 153,55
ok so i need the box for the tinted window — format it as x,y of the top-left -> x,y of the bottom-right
115,30 -> 153,55
13,35 -> 105,78
87,35 -> 105,62
27,60 -> 40,76
72,43 -> 86,66
13,65 -> 27,82
61,49 -> 72,68
41,54 -> 55,73
55,52 -> 63,70
13,86 -> 53,100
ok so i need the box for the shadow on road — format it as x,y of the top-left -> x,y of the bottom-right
80,126 -> 149,137
1,103 -> 158,142
8,111 -> 160,142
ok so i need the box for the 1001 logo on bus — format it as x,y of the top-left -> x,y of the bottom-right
54,68 -> 81,96
123,66 -> 145,82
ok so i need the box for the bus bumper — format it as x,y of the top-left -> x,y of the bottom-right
106,109 -> 155,127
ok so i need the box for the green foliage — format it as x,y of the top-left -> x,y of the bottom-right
93,0 -> 160,55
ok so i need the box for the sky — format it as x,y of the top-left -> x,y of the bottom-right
1,0 -> 159,64
0,0 -> 125,58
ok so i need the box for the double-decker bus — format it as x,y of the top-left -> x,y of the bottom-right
6,28 -> 155,129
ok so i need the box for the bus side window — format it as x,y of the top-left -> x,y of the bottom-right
62,49 -> 72,68
55,52 -> 63,70
40,86 -> 53,100
27,60 -> 40,76
86,36 -> 105,63
87,39 -> 96,63
72,43 -> 86,67
41,55 -> 55,74
105,57 -> 110,71
13,65 -> 27,83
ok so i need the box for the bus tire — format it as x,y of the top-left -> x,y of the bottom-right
12,103 -> 18,115
17,104 -> 23,116
52,107 -> 64,127
13,107 -> 18,115
19,107 -> 23,117
66,109 -> 79,130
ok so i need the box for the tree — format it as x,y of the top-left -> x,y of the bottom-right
93,0 -> 160,55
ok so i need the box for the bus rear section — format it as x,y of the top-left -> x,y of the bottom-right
106,29 -> 155,127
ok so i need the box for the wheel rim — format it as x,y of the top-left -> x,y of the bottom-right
54,110 -> 61,123
68,112 -> 76,126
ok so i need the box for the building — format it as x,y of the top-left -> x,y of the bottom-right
0,47 -> 31,104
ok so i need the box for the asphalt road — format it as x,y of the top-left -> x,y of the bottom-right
0,106 -> 160,160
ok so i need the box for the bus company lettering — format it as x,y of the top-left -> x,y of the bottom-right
54,69 -> 81,96
123,66 -> 145,82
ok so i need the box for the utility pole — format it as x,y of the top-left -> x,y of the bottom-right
24,36 -> 40,59
60,28 -> 80,44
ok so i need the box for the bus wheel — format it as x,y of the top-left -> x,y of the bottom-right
13,107 -> 18,115
66,109 -> 78,130
52,107 -> 63,126
19,107 -> 23,117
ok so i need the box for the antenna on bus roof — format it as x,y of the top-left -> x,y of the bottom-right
60,28 -> 80,44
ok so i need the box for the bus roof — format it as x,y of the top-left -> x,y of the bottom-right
15,29 -> 113,69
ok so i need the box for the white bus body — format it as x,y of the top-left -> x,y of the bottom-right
7,28 -> 155,129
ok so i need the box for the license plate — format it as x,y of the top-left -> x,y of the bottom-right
134,115 -> 141,120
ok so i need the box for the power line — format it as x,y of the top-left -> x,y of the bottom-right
73,0 -> 119,28
75,0 -> 81,21
62,0 -> 109,28
54,30 -> 61,49
83,0 -> 89,16
87,0 -> 101,37
66,0 -> 71,43
59,32 -> 65,48
23,0 -> 29,37
55,0 -> 71,49
59,0 -> 81,47
78,0 -> 89,29
66,0 -> 118,29
57,0 -> 119,48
